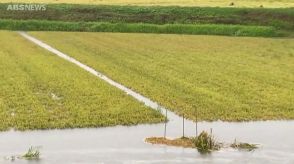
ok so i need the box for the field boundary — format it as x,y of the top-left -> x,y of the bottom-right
0,20 -> 279,37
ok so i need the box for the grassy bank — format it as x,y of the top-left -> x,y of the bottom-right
0,31 -> 164,131
0,4 -> 292,36
0,0 -> 293,8
29,32 -> 294,121
0,4 -> 293,31
0,20 -> 279,37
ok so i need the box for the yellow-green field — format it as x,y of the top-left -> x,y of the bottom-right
0,31 -> 164,131
29,32 -> 294,121
1,0 -> 293,8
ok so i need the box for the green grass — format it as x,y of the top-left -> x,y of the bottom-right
192,131 -> 220,153
0,31 -> 164,131
29,32 -> 294,121
22,147 -> 40,160
0,4 -> 292,37
0,0 -> 293,8
0,4 -> 293,31
0,19 -> 280,37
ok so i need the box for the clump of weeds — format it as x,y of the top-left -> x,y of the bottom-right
192,131 -> 221,154
22,146 -> 40,160
231,139 -> 259,151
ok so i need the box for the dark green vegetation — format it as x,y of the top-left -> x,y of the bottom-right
0,31 -> 164,131
0,4 -> 293,30
0,4 -> 293,36
30,32 -> 294,121
0,20 -> 278,37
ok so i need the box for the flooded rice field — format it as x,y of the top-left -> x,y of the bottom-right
2,32 -> 291,164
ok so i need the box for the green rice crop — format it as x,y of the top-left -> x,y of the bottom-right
29,31 -> 294,121
0,31 -> 164,131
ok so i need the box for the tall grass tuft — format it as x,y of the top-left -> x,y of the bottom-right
22,147 -> 40,160
192,131 -> 221,153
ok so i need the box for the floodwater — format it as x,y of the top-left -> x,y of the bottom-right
0,112 -> 293,164
3,32 -> 291,163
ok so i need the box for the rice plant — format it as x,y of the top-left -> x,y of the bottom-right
0,31 -> 164,131
192,131 -> 221,153
29,31 -> 294,122
23,147 -> 40,160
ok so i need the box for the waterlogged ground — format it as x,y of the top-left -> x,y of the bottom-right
29,32 -> 294,122
0,31 -> 293,163
0,115 -> 293,163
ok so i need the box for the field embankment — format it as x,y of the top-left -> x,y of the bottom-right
0,4 -> 293,29
0,20 -> 279,37
29,32 -> 294,121
0,31 -> 164,131
0,4 -> 293,37
0,0 -> 293,8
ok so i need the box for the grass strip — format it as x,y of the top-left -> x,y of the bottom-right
0,19 -> 279,37
0,0 -> 293,8
0,4 -> 293,31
